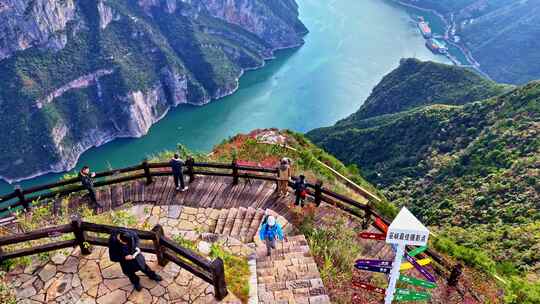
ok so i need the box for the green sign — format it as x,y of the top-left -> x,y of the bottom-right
408,246 -> 428,257
395,289 -> 431,301
399,274 -> 437,289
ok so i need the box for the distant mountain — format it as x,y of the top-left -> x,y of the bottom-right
397,0 -> 540,84
349,58 -> 509,120
307,59 -> 539,275
0,0 -> 306,182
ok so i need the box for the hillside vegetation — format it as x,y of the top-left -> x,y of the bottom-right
348,58 -> 510,120
307,59 -> 540,302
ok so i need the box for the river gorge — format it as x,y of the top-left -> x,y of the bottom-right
0,0 -> 449,193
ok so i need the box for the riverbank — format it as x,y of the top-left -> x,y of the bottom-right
389,0 -> 488,78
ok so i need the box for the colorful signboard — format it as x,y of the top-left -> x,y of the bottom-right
400,258 -> 431,270
355,259 -> 393,268
355,264 -> 391,274
352,281 -> 386,295
399,274 -> 437,289
359,232 -> 387,241
408,245 -> 428,257
404,253 -> 436,283
384,208 -> 430,304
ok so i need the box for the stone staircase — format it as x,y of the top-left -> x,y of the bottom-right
255,235 -> 331,304
132,204 -> 294,244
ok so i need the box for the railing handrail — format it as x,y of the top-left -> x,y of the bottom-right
0,160 -> 452,274
0,218 -> 228,300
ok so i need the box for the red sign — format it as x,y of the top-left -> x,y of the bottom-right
374,217 -> 389,233
352,280 -> 386,295
359,232 -> 386,241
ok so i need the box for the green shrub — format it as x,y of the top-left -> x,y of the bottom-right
300,214 -> 361,283
210,244 -> 250,303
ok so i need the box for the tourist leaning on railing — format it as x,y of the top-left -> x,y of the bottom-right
293,175 -> 308,207
170,153 -> 188,192
277,157 -> 292,197
79,166 -> 102,209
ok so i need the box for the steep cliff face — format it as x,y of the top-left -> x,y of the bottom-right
0,0 -> 307,182
0,0 -> 76,60
195,0 -> 307,49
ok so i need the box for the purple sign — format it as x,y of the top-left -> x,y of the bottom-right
355,259 -> 393,268
355,264 -> 391,274
405,253 -> 436,283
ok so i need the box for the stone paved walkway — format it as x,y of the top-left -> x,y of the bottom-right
8,202 -> 330,304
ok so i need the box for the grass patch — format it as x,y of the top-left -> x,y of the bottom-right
210,244 -> 251,303
0,271 -> 16,304
298,210 -> 361,302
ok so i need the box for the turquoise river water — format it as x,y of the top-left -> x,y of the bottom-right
0,0 -> 450,193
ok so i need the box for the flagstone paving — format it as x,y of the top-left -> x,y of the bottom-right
7,200 -> 330,304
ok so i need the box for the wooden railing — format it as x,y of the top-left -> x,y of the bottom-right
0,216 -> 228,300
0,160 -> 453,277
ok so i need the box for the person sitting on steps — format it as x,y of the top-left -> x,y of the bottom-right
293,175 -> 308,207
259,215 -> 284,256
170,153 -> 188,192
108,229 -> 162,291
79,166 -> 102,209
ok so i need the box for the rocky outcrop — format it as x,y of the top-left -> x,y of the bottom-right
0,0 -> 76,60
36,69 -> 114,108
97,0 -> 120,30
192,0 -> 307,49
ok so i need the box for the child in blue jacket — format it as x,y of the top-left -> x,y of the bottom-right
259,215 -> 284,256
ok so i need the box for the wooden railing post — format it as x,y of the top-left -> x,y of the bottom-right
362,205 -> 372,230
14,186 -> 30,212
152,224 -> 168,267
232,160 -> 239,185
186,157 -> 195,183
211,258 -> 228,300
314,181 -> 323,207
142,160 -> 153,185
71,216 -> 91,255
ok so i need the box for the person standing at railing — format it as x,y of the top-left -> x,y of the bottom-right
109,229 -> 162,291
277,158 -> 292,197
79,166 -> 102,209
259,215 -> 284,256
293,175 -> 308,207
170,153 -> 188,192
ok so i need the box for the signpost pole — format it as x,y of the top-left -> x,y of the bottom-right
384,244 -> 405,304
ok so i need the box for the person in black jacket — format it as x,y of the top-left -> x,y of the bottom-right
79,166 -> 102,209
293,175 -> 307,207
170,154 -> 188,191
108,229 -> 162,291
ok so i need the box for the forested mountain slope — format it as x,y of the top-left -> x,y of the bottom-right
0,0 -> 306,182
349,58 -> 509,120
307,60 -> 540,286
